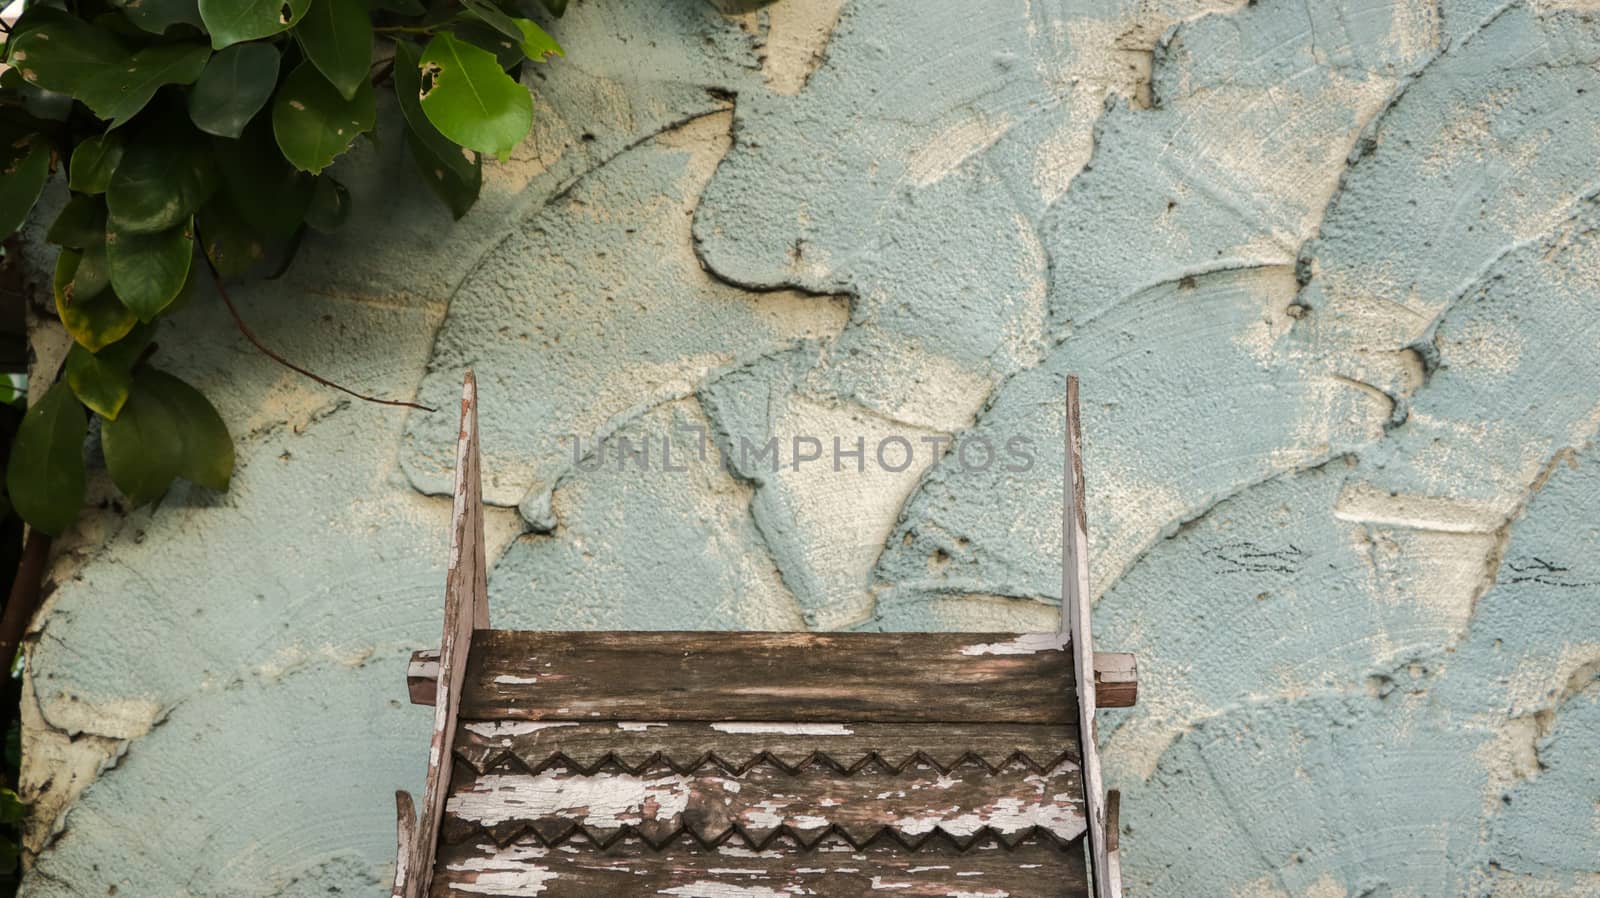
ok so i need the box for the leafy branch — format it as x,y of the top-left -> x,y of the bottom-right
0,0 -> 565,535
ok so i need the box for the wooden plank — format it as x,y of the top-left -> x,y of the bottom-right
406,372 -> 491,898
441,753 -> 1085,849
393,791 -> 416,898
411,648 -> 1137,710
451,720 -> 1082,775
455,630 -> 1085,723
1062,375 -> 1115,898
432,835 -> 1089,898
1092,651 -> 1137,709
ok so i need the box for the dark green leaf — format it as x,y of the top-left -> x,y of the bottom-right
69,133 -> 125,194
111,0 -> 204,34
451,19 -> 524,71
5,4 -> 76,48
47,194 -> 107,248
0,68 -> 73,122
142,369 -> 233,491
8,20 -> 211,127
460,1 -> 561,62
66,343 -> 133,419
187,43 -> 281,138
107,219 -> 194,321
54,249 -> 138,351
107,125 -> 218,233
405,127 -> 480,220
304,176 -> 350,230
531,0 -> 566,17
199,0 -> 312,49
5,382 -> 87,535
104,368 -> 233,503
271,62 -> 376,174
0,140 -> 51,238
295,0 -> 373,100
67,323 -> 153,419
212,117 -> 314,237
417,32 -> 532,159
394,41 -> 481,219
74,242 -> 113,300
197,192 -> 268,277
102,374 -> 182,506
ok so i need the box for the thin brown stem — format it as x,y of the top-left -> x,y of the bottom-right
198,239 -> 436,412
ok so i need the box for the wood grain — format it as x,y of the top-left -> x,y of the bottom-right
454,630 -> 1088,723
442,753 -> 1086,848
410,648 -> 1137,710
405,372 -> 490,898
451,720 -> 1083,775
431,835 -> 1089,898
1063,375 -> 1115,898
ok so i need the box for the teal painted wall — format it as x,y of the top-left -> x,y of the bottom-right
18,1 -> 1600,895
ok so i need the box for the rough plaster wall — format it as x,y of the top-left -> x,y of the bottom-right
15,0 -> 1600,895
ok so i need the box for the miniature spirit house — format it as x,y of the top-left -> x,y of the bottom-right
394,373 -> 1138,897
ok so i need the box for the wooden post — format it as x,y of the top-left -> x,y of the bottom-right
1062,375 -> 1118,898
397,371 -> 490,898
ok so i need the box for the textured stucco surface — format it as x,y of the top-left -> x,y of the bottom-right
16,0 -> 1600,895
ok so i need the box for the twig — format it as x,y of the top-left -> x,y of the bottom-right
197,236 -> 436,412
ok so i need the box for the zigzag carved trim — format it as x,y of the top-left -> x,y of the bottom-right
453,746 -> 1080,777
441,818 -> 1083,853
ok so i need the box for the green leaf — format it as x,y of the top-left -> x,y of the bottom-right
394,41 -> 481,219
66,342 -> 133,418
69,133 -> 125,194
66,324 -> 153,419
54,249 -> 138,352
74,242 -> 113,300
199,0 -> 312,49
0,787 -> 25,825
450,19 -> 524,71
102,374 -> 182,506
5,382 -> 87,535
111,0 -> 204,34
197,192 -> 268,277
461,1 -> 562,62
103,368 -> 233,503
0,140 -> 51,238
304,176 -> 350,231
107,125 -> 218,233
107,219 -> 194,321
47,194 -> 107,249
271,62 -> 376,174
187,43 -> 281,139
417,32 -> 532,159
213,117 -> 314,237
143,369 -> 233,491
532,0 -> 566,17
7,20 -> 211,128
511,18 -> 562,61
0,68 -> 73,122
295,0 -> 373,100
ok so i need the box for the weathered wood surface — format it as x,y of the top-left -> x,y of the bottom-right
451,630 -> 1099,723
410,648 -> 1137,710
431,835 -> 1089,898
1092,651 -> 1137,708
1062,375 -> 1115,898
404,373 -> 491,898
392,791 -> 417,898
451,720 -> 1083,775
441,752 -> 1086,848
